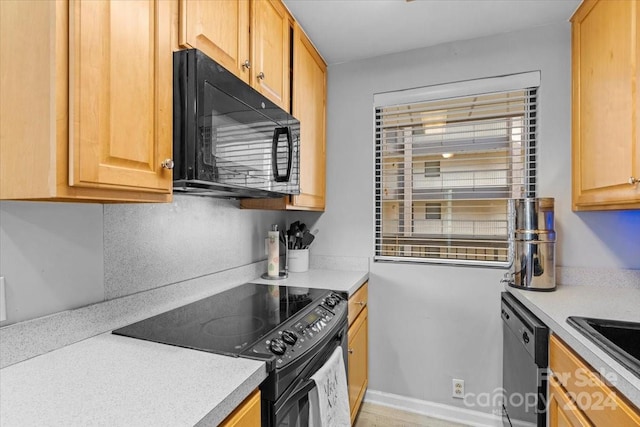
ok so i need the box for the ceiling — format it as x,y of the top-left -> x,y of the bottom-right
282,0 -> 581,65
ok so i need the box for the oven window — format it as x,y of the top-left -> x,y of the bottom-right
276,393 -> 311,427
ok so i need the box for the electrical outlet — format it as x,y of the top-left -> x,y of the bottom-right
0,277 -> 6,322
452,378 -> 464,399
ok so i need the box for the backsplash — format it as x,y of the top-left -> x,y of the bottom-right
104,196 -> 285,299
556,266 -> 640,288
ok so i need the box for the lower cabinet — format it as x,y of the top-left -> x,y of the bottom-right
549,335 -> 640,427
219,389 -> 261,427
348,282 -> 369,424
549,375 -> 591,427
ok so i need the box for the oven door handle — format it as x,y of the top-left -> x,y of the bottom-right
274,378 -> 316,419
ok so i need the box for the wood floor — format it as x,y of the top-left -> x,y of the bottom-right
354,402 -> 470,427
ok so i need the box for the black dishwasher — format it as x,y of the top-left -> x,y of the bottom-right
501,292 -> 549,427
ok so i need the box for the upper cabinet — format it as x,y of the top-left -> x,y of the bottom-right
179,0 -> 291,111
178,0 -> 251,84
291,23 -> 327,210
241,22 -> 327,211
70,0 -> 173,195
571,0 -> 640,210
0,0 -> 172,202
251,0 -> 292,111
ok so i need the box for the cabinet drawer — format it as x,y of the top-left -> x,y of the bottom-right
348,282 -> 368,326
550,335 -> 640,426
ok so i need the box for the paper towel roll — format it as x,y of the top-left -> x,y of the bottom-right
267,226 -> 279,277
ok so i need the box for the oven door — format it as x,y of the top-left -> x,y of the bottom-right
269,322 -> 348,427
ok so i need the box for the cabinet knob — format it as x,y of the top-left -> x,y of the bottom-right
356,301 -> 366,306
242,60 -> 251,70
629,176 -> 640,185
257,72 -> 265,80
161,159 -> 174,170
348,348 -> 354,354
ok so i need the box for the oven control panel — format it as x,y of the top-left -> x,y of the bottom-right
246,293 -> 347,368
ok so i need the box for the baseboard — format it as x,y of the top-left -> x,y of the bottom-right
363,389 -> 504,427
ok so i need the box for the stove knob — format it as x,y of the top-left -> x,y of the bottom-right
269,338 -> 286,355
325,297 -> 337,308
281,330 -> 298,345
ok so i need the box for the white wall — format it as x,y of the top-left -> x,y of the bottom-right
0,197 -> 286,325
0,202 -> 104,324
310,22 -> 640,414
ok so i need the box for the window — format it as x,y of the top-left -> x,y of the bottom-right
374,72 -> 539,266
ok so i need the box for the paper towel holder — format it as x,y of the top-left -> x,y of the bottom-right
262,228 -> 289,280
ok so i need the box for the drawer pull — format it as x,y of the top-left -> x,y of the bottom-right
629,176 -> 640,185
356,301 -> 366,306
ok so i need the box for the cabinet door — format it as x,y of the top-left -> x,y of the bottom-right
348,307 -> 368,424
219,389 -> 261,427
572,0 -> 640,210
70,0 -> 172,194
292,24 -> 326,210
179,0 -> 250,83
550,334 -> 640,426
251,0 -> 290,111
548,376 -> 591,427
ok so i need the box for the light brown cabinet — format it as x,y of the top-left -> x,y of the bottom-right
571,0 -> 640,210
251,0 -> 291,111
549,335 -> 640,427
178,0 -> 251,84
219,389 -> 261,427
549,376 -> 591,427
241,23 -> 327,211
348,282 -> 369,424
0,0 -> 172,202
179,0 -> 290,111
290,23 -> 327,211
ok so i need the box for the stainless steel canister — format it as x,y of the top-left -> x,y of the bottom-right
505,198 -> 556,291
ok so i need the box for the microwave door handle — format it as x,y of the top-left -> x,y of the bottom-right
271,127 -> 292,183
285,127 -> 293,183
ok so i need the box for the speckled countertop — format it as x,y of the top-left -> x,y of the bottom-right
506,284 -> 640,407
0,267 -> 369,426
0,334 -> 267,427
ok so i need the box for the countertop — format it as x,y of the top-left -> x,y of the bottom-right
0,267 -> 369,426
0,334 -> 267,427
506,284 -> 640,407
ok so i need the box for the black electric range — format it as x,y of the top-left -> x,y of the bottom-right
113,282 -> 349,426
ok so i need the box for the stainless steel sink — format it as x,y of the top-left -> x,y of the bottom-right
567,316 -> 640,378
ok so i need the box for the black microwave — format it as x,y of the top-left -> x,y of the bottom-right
172,49 -> 300,198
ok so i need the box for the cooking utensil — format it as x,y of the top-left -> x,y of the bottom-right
294,230 -> 303,249
301,232 -> 314,249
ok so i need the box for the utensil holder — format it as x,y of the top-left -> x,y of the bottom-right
288,249 -> 309,272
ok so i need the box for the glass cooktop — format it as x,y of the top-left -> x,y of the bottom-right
113,283 -> 329,356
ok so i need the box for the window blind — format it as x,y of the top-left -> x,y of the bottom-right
374,77 -> 538,266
